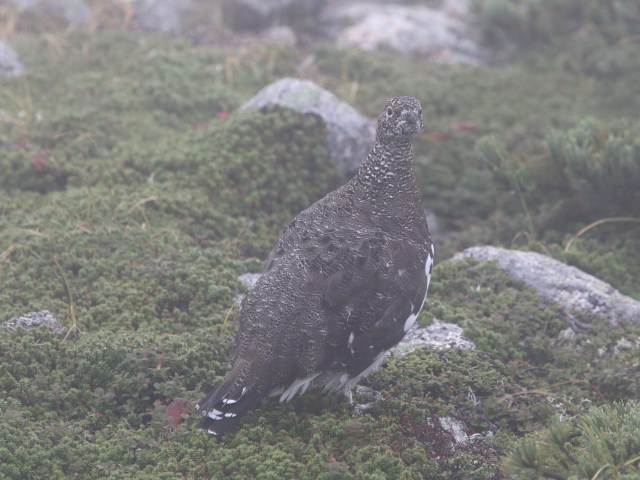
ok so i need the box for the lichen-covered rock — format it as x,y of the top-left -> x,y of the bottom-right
129,0 -> 193,34
222,0 -> 326,31
454,246 -> 640,327
256,25 -> 297,48
7,0 -> 91,24
0,40 -> 24,76
241,78 -> 375,175
238,273 -> 261,291
235,272 -> 263,305
396,320 -> 476,355
2,310 -> 64,333
321,0 -> 488,64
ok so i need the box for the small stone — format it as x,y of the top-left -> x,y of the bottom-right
613,337 -> 638,354
0,41 -> 24,77
238,273 -> 262,290
354,385 -> 382,413
439,416 -> 469,444
235,273 -> 263,306
258,26 -> 297,48
3,310 -> 65,333
395,319 -> 476,355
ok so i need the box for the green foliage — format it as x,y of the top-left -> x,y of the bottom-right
559,235 -> 640,300
0,326 -> 507,480
506,402 -> 640,479
471,0 -> 640,48
476,137 -> 537,238
547,118 -> 640,210
475,120 -> 640,297
0,106 -> 336,331
427,259 -> 565,364
471,0 -> 640,81
427,258 -> 640,424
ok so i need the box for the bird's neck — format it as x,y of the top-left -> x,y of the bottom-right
356,139 -> 417,194
352,139 -> 424,231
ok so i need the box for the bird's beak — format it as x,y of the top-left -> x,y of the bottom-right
398,111 -> 421,135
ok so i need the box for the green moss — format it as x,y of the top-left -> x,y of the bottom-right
1,256 -> 636,479
425,258 -> 566,363
0,104 -> 337,331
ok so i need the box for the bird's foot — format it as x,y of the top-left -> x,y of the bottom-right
353,386 -> 382,415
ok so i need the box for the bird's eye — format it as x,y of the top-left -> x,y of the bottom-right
386,107 -> 393,116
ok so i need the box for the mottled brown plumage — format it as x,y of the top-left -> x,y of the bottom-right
196,96 -> 433,435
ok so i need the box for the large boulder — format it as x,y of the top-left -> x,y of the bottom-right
240,78 -> 376,175
129,0 -> 193,34
0,41 -> 24,76
222,0 -> 326,31
321,0 -> 488,64
7,0 -> 91,24
7,0 -> 193,33
454,246 -> 640,328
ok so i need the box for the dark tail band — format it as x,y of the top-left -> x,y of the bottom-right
196,381 -> 263,435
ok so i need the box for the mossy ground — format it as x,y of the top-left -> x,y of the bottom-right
1,4 -> 639,479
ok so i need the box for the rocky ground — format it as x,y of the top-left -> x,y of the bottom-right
1,1 -> 639,479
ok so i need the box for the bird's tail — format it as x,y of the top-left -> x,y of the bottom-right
195,378 -> 263,435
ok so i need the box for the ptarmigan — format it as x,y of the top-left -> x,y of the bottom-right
196,96 -> 433,435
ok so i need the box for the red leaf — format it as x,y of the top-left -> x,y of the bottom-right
165,398 -> 191,428
216,107 -> 230,120
191,122 -> 209,131
452,121 -> 476,132
29,151 -> 50,172
425,130 -> 451,143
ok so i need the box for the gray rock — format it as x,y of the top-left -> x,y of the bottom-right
395,319 -> 476,355
354,385 -> 381,413
235,273 -> 263,306
0,41 -> 24,76
257,25 -> 297,48
238,272 -> 262,291
321,0 -> 488,64
222,0 -> 326,31
454,246 -> 640,327
7,0 -> 91,24
130,0 -> 193,34
241,78 -> 376,175
439,416 -> 469,444
3,310 -> 65,333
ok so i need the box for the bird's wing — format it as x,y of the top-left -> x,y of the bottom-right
234,197 -> 431,385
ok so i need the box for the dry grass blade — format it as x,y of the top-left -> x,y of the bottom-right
127,196 -> 158,214
564,217 -> 640,252
53,256 -> 83,341
2,228 -> 48,238
127,196 -> 158,226
0,5 -> 20,38
0,244 -> 26,262
590,464 -> 613,480
217,303 -> 237,337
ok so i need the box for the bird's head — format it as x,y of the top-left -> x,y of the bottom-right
376,96 -> 424,143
